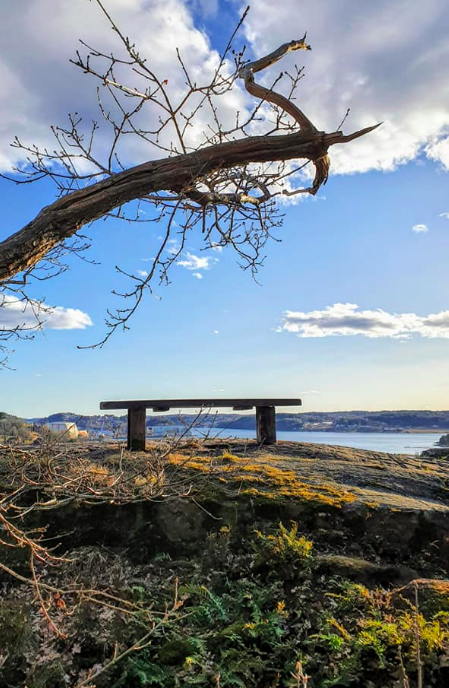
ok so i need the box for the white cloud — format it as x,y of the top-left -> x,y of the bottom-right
213,330 -> 219,335
237,0 -> 449,174
439,212 -> 449,219
136,269 -> 148,277
0,0 -> 248,172
2,0 -> 448,195
279,303 -> 449,339
412,224 -> 429,233
178,252 -> 217,270
167,240 -> 182,256
426,136 -> 449,169
0,295 -> 93,331
192,272 -> 203,279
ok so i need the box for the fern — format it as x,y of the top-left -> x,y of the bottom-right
180,584 -> 228,623
112,658 -> 171,687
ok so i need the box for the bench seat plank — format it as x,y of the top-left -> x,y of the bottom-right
100,398 -> 301,411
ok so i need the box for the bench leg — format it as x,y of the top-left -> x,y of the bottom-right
127,407 -> 146,451
256,406 -> 276,444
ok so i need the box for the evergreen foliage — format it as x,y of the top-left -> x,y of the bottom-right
1,523 -> 449,687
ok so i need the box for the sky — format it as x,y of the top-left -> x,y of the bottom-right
1,0 -> 449,417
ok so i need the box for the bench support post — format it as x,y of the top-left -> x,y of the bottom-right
256,406 -> 276,444
128,407 -> 146,451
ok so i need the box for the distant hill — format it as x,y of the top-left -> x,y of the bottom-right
22,409 -> 449,434
220,410 -> 449,432
0,411 -> 32,441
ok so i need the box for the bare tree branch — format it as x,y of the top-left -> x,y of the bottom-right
0,1 -> 380,358
0,127 -> 378,283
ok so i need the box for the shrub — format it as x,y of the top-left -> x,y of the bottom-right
253,521 -> 313,574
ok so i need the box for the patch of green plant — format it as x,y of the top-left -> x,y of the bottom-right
253,521 -> 313,574
2,523 -> 449,687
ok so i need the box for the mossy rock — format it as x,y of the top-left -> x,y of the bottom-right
315,554 -> 417,585
392,578 -> 449,615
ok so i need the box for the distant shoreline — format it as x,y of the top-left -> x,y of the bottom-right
22,411 -> 449,438
217,427 -> 449,435
285,429 -> 449,435
397,429 -> 449,434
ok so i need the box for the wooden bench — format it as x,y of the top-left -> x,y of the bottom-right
99,398 -> 302,450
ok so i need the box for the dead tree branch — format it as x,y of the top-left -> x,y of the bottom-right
0,1 -> 380,354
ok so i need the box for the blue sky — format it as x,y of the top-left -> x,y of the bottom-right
1,0 -> 449,417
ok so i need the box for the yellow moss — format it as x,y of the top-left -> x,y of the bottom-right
167,454 -> 212,472
166,450 -> 356,507
237,463 -> 356,507
182,460 -> 211,472
134,474 -> 158,486
167,452 -> 187,465
220,452 -> 241,462
85,463 -> 109,476
356,612 -> 449,652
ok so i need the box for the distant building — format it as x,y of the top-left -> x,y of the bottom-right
45,422 -> 79,439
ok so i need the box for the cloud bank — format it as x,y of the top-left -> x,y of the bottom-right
0,296 -> 93,331
0,0 -> 447,199
238,0 -> 449,175
1,0 -> 448,181
279,303 -> 449,339
0,0 -> 247,173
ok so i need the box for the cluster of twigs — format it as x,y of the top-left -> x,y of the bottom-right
0,415 -> 233,643
0,2 -> 277,355
0,0 -> 379,363
0,408 -> 254,686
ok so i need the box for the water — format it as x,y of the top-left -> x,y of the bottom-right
194,428 -> 443,455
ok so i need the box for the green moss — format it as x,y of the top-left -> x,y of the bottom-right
26,662 -> 67,688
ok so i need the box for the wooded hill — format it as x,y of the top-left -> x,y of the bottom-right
25,410 -> 449,433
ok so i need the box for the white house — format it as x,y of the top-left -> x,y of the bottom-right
45,422 -> 79,439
